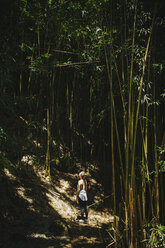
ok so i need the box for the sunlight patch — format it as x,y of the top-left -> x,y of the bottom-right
89,209 -> 114,225
27,233 -> 51,239
16,186 -> 33,204
21,155 -> 35,165
46,192 -> 73,217
3,168 -> 17,181
72,236 -> 99,244
56,179 -> 70,194
27,205 -> 36,211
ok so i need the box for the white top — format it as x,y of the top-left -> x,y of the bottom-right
78,179 -> 85,190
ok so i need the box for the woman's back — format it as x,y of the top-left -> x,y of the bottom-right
78,179 -> 85,190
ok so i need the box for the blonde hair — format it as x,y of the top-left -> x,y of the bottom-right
79,171 -> 85,178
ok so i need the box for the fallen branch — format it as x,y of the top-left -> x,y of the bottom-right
106,241 -> 116,247
88,194 -> 113,209
55,60 -> 100,67
53,49 -> 79,55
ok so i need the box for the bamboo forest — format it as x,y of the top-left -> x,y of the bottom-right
0,0 -> 165,247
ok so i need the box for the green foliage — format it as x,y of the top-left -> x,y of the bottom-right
143,223 -> 165,248
0,127 -> 7,151
0,152 -> 15,171
157,146 -> 165,173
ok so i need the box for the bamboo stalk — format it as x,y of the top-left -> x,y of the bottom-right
46,104 -> 51,177
160,133 -> 165,220
140,117 -> 154,217
153,72 -> 159,220
103,31 -> 116,214
131,1 -> 157,188
112,98 -> 125,185
129,185 -> 134,248
125,1 -> 138,245
140,54 -> 154,219
111,47 -> 127,185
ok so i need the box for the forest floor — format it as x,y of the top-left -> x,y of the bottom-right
0,158 -> 115,248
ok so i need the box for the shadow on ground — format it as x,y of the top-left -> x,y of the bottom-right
0,162 -> 113,248
0,164 -> 69,248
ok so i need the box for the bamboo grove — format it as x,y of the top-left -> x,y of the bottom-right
0,0 -> 165,247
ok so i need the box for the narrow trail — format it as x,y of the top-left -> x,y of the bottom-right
69,221 -> 107,248
45,168 -> 114,247
1,162 -> 114,248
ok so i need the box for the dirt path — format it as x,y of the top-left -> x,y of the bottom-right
40,167 -> 114,248
1,163 -> 114,248
67,212 -> 117,248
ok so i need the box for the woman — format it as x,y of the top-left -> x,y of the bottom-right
76,171 -> 88,222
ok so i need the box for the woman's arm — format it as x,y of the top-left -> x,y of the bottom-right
84,179 -> 87,192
